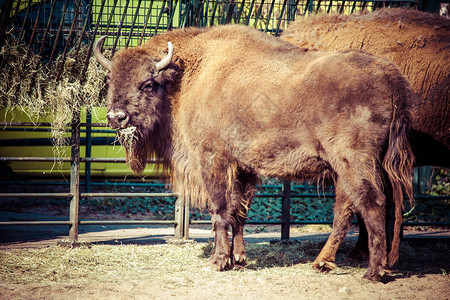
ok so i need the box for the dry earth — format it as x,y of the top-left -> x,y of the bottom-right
1,272 -> 448,300
0,224 -> 448,300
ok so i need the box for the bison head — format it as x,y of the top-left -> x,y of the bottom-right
94,36 -> 177,173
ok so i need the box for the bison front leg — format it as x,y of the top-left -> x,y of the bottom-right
209,214 -> 232,271
313,185 -> 355,272
208,194 -> 250,270
204,165 -> 256,271
231,172 -> 256,268
231,220 -> 247,268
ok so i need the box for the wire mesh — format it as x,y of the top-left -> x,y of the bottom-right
3,0 -> 418,61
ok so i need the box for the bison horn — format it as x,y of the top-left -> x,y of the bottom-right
93,35 -> 111,71
155,42 -> 174,71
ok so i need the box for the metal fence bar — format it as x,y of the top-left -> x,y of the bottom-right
85,111 -> 93,193
0,193 -> 72,197
79,220 -> 176,225
81,193 -> 177,197
112,0 -> 131,54
139,0 -> 155,44
56,0 -> 83,80
18,0 -> 31,43
25,0 -> 43,57
38,0 -> 57,57
153,0 -> 167,35
0,221 -> 73,226
191,220 -> 336,225
126,0 -> 143,48
281,180 -> 291,240
0,157 -> 164,163
0,157 -> 71,162
48,0 -> 70,65
81,0 -> 107,80
0,220 -> 177,226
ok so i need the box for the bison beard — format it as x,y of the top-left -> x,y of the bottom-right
94,25 -> 414,281
118,127 -> 146,173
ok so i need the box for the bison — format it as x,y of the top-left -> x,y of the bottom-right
94,25 -> 414,281
281,8 -> 450,264
281,8 -> 450,167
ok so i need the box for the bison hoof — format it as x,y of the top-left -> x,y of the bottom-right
362,267 -> 389,282
233,253 -> 247,266
233,253 -> 247,268
312,260 -> 337,272
362,272 -> 383,282
208,254 -> 232,271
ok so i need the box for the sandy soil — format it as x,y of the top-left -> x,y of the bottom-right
0,264 -> 448,300
0,223 -> 448,300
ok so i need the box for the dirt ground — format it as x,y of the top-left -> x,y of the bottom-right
0,216 -> 449,300
0,184 -> 448,299
0,272 -> 448,300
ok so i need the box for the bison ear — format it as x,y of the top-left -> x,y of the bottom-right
154,64 -> 179,85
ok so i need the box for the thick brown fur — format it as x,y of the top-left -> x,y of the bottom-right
281,8 -> 450,166
99,25 -> 414,281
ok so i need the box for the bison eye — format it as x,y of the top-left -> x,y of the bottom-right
139,79 -> 157,93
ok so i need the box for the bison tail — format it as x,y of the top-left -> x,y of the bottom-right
382,98 -> 415,267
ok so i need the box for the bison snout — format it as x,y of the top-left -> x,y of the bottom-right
107,110 -> 129,129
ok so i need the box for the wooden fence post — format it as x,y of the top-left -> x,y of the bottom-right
174,196 -> 190,240
69,111 -> 81,241
184,195 -> 190,239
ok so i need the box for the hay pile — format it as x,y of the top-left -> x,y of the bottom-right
0,241 -> 349,284
0,240 -> 448,299
0,33 -> 109,158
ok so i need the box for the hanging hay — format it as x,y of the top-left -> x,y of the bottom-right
116,126 -> 138,154
0,33 -> 109,160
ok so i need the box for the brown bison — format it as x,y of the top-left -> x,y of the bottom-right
94,25 -> 414,281
281,8 -> 450,264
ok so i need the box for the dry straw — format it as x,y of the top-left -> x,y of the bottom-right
0,241 -> 345,284
0,33 -> 109,159
2,239 -> 446,285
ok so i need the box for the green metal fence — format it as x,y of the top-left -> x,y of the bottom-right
2,0 -> 419,56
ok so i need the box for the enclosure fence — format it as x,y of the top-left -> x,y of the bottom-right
0,0 -> 448,243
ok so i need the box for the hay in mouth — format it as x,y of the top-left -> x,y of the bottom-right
116,126 -> 138,151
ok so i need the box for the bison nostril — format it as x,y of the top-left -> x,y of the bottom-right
106,111 -> 129,128
106,112 -> 114,121
117,114 -> 126,122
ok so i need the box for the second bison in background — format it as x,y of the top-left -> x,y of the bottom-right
281,7 -> 450,263
281,8 -> 450,167
94,25 -> 414,281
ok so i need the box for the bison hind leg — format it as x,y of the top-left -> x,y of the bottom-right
346,214 -> 370,264
352,179 -> 389,281
312,184 -> 355,273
